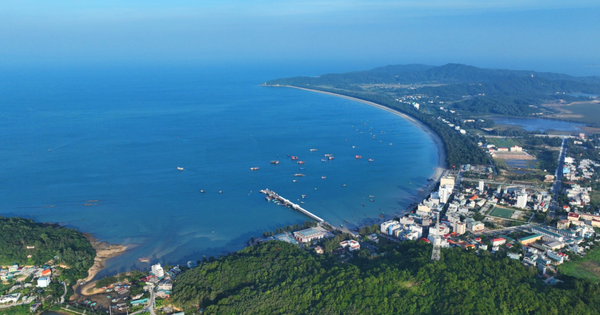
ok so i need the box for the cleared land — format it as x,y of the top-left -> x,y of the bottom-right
559,248 -> 600,282
486,138 -> 523,148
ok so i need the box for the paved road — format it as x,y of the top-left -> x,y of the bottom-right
60,281 -> 67,304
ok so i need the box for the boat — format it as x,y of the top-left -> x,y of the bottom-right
219,191 -> 223,194
321,159 -> 326,162
328,156 -> 334,160
200,190 -> 205,193
291,156 -> 299,160
293,174 -> 305,177
292,180 -> 297,182
177,167 -> 184,171
297,161 -> 305,164
370,199 -> 375,202
310,148 -> 318,152
270,160 -> 279,164
138,257 -> 149,263
361,203 -> 366,206
368,195 -> 374,198
342,184 -> 347,187
368,159 -> 374,162
250,167 -> 259,171
321,176 -> 326,179
301,194 -> 306,198
300,201 -> 305,204
352,146 -> 356,148
355,155 -> 362,159
324,154 -> 332,157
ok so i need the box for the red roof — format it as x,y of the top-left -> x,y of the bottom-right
568,213 -> 579,218
469,195 -> 478,200
41,269 -> 51,276
474,237 -> 482,242
491,238 -> 505,242
420,238 -> 430,243
506,243 -> 513,248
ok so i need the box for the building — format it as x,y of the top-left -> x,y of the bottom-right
491,238 -> 506,246
416,204 -> 431,216
440,176 -> 455,190
314,246 -> 324,254
340,240 -> 360,251
518,234 -> 543,245
510,146 -> 523,152
151,263 -> 165,278
568,212 -> 580,221
293,228 -> 325,243
465,219 -> 484,232
557,220 -> 570,230
498,147 -> 509,152
452,222 -> 466,235
516,192 -> 528,209
274,233 -> 300,245
439,185 -> 451,203
531,226 -> 565,242
37,277 -> 50,288
478,181 -> 485,192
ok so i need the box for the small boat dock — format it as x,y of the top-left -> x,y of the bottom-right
259,188 -> 324,223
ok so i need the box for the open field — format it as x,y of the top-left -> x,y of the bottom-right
559,248 -> 600,282
486,138 -> 523,148
490,207 -> 514,219
543,100 -> 600,125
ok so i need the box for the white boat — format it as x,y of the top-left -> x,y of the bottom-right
177,167 -> 184,171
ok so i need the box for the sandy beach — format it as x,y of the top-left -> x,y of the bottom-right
70,234 -> 129,299
270,85 -> 447,180
268,84 -> 448,226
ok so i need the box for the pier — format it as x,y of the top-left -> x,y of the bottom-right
259,189 -> 325,223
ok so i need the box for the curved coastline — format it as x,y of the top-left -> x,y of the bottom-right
267,84 -> 448,209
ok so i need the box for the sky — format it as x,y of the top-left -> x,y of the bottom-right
1,0 -> 600,75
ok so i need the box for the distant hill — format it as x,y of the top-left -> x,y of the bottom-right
266,63 -> 600,88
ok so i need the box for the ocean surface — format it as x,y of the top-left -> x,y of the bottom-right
491,117 -> 587,133
0,64 -> 438,276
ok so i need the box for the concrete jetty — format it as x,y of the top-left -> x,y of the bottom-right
259,189 -> 325,223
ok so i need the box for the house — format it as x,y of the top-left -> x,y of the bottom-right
314,246 -> 324,255
151,264 -> 165,278
41,269 -> 52,277
568,213 -> 580,221
37,277 -> 50,288
340,240 -> 360,251
491,238 -> 506,246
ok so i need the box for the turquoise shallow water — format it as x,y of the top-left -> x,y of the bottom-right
0,65 -> 438,276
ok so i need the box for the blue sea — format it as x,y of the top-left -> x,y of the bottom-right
0,64 -> 438,276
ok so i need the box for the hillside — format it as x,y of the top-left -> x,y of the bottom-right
172,241 -> 600,315
0,216 -> 95,281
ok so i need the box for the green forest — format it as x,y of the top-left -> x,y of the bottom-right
0,216 -> 95,281
172,241 -> 600,315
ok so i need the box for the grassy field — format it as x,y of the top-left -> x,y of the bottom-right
490,207 -> 514,219
559,247 -> 600,282
564,102 -> 600,125
486,138 -> 523,148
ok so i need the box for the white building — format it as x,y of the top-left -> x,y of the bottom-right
340,240 -> 360,251
37,277 -> 50,288
452,222 -> 466,235
439,185 -> 451,204
516,192 -> 528,209
440,176 -> 455,191
151,263 -> 165,278
478,181 -> 484,192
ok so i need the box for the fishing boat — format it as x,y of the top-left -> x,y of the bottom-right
291,156 -> 299,160
299,167 -> 305,170
310,148 -> 318,152
297,161 -> 305,164
368,158 -> 374,162
301,194 -> 306,198
293,174 -> 305,177
270,160 -> 279,164
368,195 -> 374,198
355,155 -> 362,159
250,167 -> 259,171
328,156 -> 334,160
138,257 -> 149,263
321,159 -> 326,162
321,176 -> 326,179
342,184 -> 347,187
200,190 -> 205,193
177,167 -> 184,171
292,180 -> 297,182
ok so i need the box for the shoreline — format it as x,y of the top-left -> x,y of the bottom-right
265,84 -> 448,230
268,84 -> 447,184
70,234 -> 129,300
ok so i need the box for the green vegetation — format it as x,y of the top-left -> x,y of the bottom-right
559,248 -> 600,282
0,216 -> 95,282
172,241 -> 600,314
559,102 -> 600,125
490,207 -> 514,219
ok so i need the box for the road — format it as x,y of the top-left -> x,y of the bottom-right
130,286 -> 156,315
549,137 -> 568,219
60,281 -> 67,304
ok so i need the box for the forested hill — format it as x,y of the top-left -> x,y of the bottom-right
172,241 -> 600,315
0,216 -> 95,281
266,63 -> 600,87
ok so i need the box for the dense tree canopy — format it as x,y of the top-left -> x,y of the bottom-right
172,241 -> 600,314
0,216 -> 95,281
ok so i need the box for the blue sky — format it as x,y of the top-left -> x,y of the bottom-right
2,0 -> 599,75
